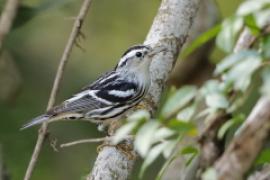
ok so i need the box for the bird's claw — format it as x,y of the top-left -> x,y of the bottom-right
96,142 -> 136,160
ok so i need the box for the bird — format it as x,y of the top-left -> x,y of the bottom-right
21,45 -> 165,130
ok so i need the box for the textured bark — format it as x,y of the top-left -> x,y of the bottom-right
168,0 -> 219,87
88,0 -> 200,179
214,97 -> 270,180
248,164 -> 270,180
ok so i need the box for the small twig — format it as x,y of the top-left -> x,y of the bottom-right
0,0 -> 20,50
60,135 -> 134,148
23,0 -> 93,180
61,137 -> 112,148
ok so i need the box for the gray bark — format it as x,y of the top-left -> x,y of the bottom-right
214,97 -> 270,180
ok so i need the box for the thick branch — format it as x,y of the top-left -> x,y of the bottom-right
88,0 -> 200,179
168,0 -> 219,87
214,97 -> 270,180
23,0 -> 93,179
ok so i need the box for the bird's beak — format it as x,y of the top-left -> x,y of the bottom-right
147,46 -> 166,57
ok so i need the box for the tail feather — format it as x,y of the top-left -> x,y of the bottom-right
20,114 -> 51,130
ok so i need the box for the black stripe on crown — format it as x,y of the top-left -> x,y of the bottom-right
121,45 -> 148,57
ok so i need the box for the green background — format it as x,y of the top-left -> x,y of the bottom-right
0,0 -> 242,179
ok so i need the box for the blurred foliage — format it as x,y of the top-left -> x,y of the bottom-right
0,0 -> 251,179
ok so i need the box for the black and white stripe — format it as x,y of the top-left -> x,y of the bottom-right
47,71 -> 147,120
21,44 -> 152,129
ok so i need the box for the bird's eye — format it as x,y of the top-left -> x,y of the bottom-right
136,52 -> 142,58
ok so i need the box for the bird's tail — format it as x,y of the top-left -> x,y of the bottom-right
20,114 -> 51,130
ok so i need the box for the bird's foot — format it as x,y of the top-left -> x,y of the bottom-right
116,142 -> 136,160
96,142 -> 136,160
96,142 -> 113,152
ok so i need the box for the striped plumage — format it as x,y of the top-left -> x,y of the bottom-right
21,45 -> 164,130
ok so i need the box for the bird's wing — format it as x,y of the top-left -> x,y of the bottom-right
21,72 -> 142,129
48,71 -> 140,116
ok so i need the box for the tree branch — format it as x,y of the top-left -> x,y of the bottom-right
23,0 -> 93,179
88,0 -> 200,179
248,164 -> 270,180
60,135 -> 133,148
168,0 -> 219,87
213,97 -> 270,180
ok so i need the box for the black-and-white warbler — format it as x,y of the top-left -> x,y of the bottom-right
21,45 -> 164,129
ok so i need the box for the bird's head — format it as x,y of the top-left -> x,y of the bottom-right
115,45 -> 165,73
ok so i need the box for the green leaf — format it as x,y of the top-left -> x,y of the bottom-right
205,93 -> 229,109
237,0 -> 270,16
201,80 -> 221,95
112,121 -> 139,145
176,104 -> 196,121
254,9 -> 270,28
181,146 -> 199,155
134,121 -> 160,157
216,16 -> 244,53
244,14 -> 260,35
139,142 -> 169,179
202,168 -> 218,180
223,54 -> 262,91
261,35 -> 270,58
215,50 -> 259,75
200,80 -> 229,110
218,114 -> 245,139
255,149 -> 270,165
217,120 -> 234,140
152,127 -> 175,144
261,67 -> 270,97
167,119 -> 196,134
180,146 -> 199,166
127,110 -> 150,122
155,136 -> 182,180
181,24 -> 221,59
162,139 -> 179,158
113,110 -> 150,144
161,86 -> 197,119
